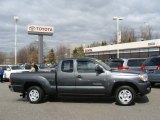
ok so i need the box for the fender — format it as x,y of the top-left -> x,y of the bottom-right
11,73 -> 57,95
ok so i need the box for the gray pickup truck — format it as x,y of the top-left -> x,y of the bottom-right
9,57 -> 151,105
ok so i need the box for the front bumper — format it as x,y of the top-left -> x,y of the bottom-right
137,81 -> 151,95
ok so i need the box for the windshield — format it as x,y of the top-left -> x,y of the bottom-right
95,59 -> 111,70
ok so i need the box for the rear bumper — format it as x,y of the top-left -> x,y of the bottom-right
137,81 -> 151,95
9,85 -> 14,92
9,84 -> 23,93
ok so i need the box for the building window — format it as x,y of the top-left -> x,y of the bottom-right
149,52 -> 159,57
148,47 -> 159,57
130,53 -> 140,58
139,52 -> 148,58
140,48 -> 148,53
131,49 -> 139,53
120,53 -> 131,58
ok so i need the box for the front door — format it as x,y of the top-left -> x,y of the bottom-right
75,59 -> 107,95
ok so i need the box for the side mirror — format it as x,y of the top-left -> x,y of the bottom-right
95,65 -> 104,73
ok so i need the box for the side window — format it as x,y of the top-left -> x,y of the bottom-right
77,60 -> 96,73
61,60 -> 73,72
128,59 -> 145,67
108,60 -> 124,68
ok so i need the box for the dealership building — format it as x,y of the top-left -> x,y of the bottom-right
84,39 -> 160,60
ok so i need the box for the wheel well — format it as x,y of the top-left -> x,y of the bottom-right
24,82 -> 44,93
112,82 -> 139,95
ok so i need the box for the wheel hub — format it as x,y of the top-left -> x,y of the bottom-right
119,89 -> 132,104
29,90 -> 39,102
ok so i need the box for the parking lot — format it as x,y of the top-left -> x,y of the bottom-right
0,82 -> 160,120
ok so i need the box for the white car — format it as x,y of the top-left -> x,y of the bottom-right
0,65 -> 30,80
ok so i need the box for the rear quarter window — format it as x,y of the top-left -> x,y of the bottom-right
61,60 -> 73,72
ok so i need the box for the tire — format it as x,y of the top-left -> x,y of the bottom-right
27,86 -> 44,104
115,86 -> 135,106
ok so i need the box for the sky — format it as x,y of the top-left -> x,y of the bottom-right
0,0 -> 160,53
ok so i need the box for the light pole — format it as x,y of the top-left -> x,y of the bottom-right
113,17 -> 124,58
14,16 -> 19,65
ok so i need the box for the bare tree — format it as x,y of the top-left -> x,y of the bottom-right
140,25 -> 153,40
112,26 -> 136,44
56,45 -> 68,60
17,47 -> 28,63
121,26 -> 136,43
112,24 -> 159,43
0,52 -> 6,64
17,42 -> 38,64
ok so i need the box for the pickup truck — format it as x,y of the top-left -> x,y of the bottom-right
9,57 -> 151,105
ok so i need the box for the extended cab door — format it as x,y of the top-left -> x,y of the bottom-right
57,60 -> 76,94
75,59 -> 107,95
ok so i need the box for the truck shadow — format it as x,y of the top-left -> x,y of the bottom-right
48,95 -> 149,105
134,96 -> 149,104
48,96 -> 115,104
151,83 -> 160,89
16,95 -> 149,105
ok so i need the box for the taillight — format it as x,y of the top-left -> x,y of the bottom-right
140,66 -> 146,70
157,65 -> 160,70
118,66 -> 129,70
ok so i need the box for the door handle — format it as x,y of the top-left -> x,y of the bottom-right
77,75 -> 82,78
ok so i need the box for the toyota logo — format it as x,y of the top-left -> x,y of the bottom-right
29,26 -> 36,31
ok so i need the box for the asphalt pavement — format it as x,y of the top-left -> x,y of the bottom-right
0,82 -> 160,120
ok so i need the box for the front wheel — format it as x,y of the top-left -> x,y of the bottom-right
27,86 -> 44,104
115,86 -> 135,106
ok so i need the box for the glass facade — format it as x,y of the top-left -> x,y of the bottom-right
85,47 -> 160,60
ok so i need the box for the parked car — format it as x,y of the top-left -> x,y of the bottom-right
140,56 -> 160,85
37,63 -> 51,72
108,58 -> 146,71
9,57 -> 151,106
20,63 -> 32,70
49,64 -> 57,72
0,65 -> 30,81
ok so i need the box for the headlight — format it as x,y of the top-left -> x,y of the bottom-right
138,74 -> 148,81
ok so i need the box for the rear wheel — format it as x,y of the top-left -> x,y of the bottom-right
27,86 -> 44,104
115,86 -> 135,106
